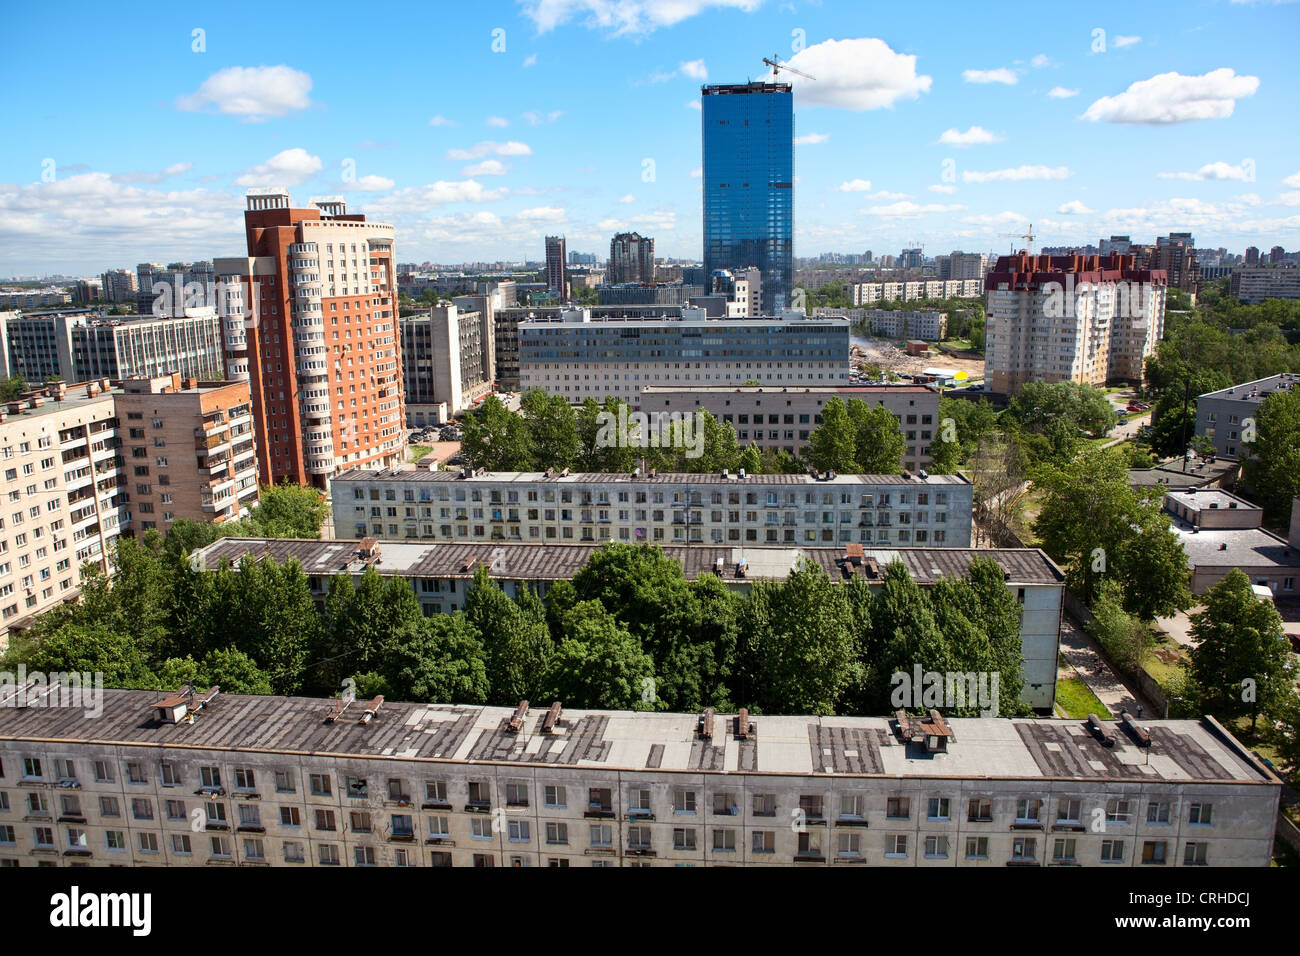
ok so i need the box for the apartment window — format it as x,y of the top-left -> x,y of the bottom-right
166,799 -> 186,820
1052,838 -> 1077,863
199,766 -> 222,790
628,788 -> 652,816
627,826 -> 651,850
314,809 -> 336,832
507,820 -> 530,843
349,811 -> 372,833
965,836 -> 989,860
283,841 -> 305,864
1105,799 -> 1133,825
204,802 -> 226,827
672,789 -> 697,814
505,783 -> 529,807
544,785 -> 566,808
545,822 -> 568,845
159,762 -> 178,786
425,780 -> 448,804
886,796 -> 910,820
713,828 -> 737,852
589,824 -> 613,847
968,798 -> 992,822
1146,801 -> 1170,825
1015,798 -> 1042,823
673,827 -> 697,851
1184,842 -> 1208,865
798,794 -> 823,820
138,832 -> 158,854
131,798 -> 154,821
429,850 -> 453,867
318,844 -> 340,866
93,760 -> 113,784
1056,799 -> 1082,824
34,827 -> 54,848
1100,839 -> 1125,863
21,758 -> 41,780
345,776 -> 367,798
1142,841 -> 1168,865
924,835 -> 949,859
472,853 -> 494,868
467,781 -> 491,808
1012,837 -> 1037,862
275,770 -> 295,793
279,807 -> 300,827
354,846 -> 377,866
471,818 -> 492,840
105,830 -> 125,851
310,774 -> 332,796
926,797 -> 950,821
210,836 -> 231,858
171,834 -> 192,855
244,838 -> 265,861
1188,803 -> 1213,826
99,796 -> 120,818
884,834 -> 908,858
753,793 -> 776,817
233,768 -> 256,791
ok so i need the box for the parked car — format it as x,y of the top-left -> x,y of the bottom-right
1118,416 -> 1128,425
1126,403 -> 1142,412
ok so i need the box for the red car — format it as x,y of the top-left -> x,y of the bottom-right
1126,403 -> 1142,412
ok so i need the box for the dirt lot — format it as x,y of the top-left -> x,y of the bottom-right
850,337 -> 986,381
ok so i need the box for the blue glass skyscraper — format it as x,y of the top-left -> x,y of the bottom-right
701,81 -> 794,315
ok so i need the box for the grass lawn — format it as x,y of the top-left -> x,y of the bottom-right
408,444 -> 433,462
1056,677 -> 1110,719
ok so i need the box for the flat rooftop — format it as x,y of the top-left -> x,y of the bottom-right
1165,489 -> 1260,513
1169,518 -> 1300,571
1199,372 -> 1300,401
192,539 -> 1063,586
1129,456 -> 1240,488
0,691 -> 1271,784
332,468 -> 970,487
640,384 -> 935,396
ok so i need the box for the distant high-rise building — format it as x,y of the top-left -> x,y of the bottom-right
100,268 -> 138,304
606,232 -> 656,286
1099,236 -> 1132,256
702,82 -> 793,314
214,191 -> 403,488
567,251 -> 597,266
899,248 -> 924,271
1149,233 -> 1199,293
939,252 -> 986,281
1270,245 -> 1286,264
545,236 -> 569,300
1245,246 -> 1260,265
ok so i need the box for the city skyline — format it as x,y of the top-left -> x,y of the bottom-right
2,0 -> 1299,274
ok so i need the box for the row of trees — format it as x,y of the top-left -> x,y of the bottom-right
0,539 -> 1032,718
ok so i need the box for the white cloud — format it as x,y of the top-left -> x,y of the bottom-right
515,206 -> 567,223
486,116 -> 510,127
865,201 -> 965,218
866,190 -> 912,200
461,160 -> 509,177
963,67 -> 1018,85
111,162 -> 193,185
428,115 -> 456,127
648,69 -> 676,83
234,148 -> 323,187
520,0 -> 762,36
960,211 -> 1029,226
937,125 -> 1003,147
928,184 -> 958,194
1113,35 -> 1142,48
1058,200 -> 1094,214
176,65 -> 313,121
619,194 -> 636,204
1048,86 -> 1079,99
361,180 -> 510,219
836,179 -> 872,192
1158,161 -> 1255,182
522,110 -> 564,125
689,167 -> 702,178
962,165 -> 1071,183
783,38 -> 932,110
679,59 -> 708,80
1030,54 -> 1051,68
349,175 -> 395,192
1279,192 -> 1300,207
0,173 -> 245,270
597,209 -> 679,232
1081,68 -> 1260,124
685,99 -> 701,110
795,132 -> 829,145
1281,172 -> 1300,189
445,141 -> 533,160
523,54 -> 538,67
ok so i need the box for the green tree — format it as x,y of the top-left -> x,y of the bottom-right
1148,371 -> 1230,458
250,482 -> 328,538
738,562 -> 858,714
805,396 -> 858,472
464,566 -> 553,704
737,443 -> 764,475
461,394 -> 534,470
3,623 -> 157,689
0,375 -> 28,402
1087,582 -> 1150,674
1189,569 -> 1292,730
382,613 -> 490,703
198,647 -> 274,695
540,601 -> 657,710
520,389 -> 578,470
846,398 -> 905,473
1005,381 -> 1115,438
1243,388 -> 1300,524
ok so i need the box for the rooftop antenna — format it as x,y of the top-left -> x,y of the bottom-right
762,54 -> 815,83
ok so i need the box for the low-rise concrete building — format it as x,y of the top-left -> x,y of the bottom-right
191,538 -> 1065,708
330,469 -> 974,550
0,692 -> 1278,867
639,384 -> 940,469
1195,373 -> 1300,460
1164,489 -> 1300,596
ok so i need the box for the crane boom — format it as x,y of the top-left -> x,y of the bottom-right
762,55 -> 815,82
997,223 -> 1036,254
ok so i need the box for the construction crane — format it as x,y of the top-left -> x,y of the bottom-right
998,223 -> 1036,254
762,54 -> 815,82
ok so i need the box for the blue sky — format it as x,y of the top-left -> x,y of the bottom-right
3,0 -> 1299,275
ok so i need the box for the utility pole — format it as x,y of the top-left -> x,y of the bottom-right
1180,375 -> 1191,472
